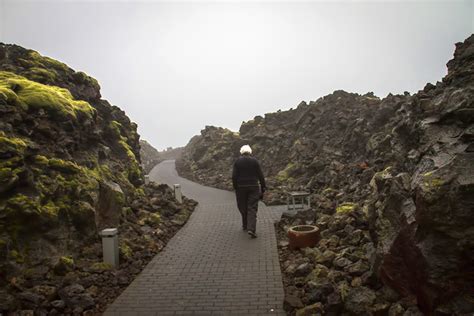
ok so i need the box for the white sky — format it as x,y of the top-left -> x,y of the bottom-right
1,0 -> 473,150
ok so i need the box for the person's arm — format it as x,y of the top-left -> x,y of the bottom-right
232,161 -> 238,190
256,160 -> 266,192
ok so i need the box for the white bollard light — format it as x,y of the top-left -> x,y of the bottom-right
174,184 -> 183,204
144,175 -> 150,185
100,228 -> 119,267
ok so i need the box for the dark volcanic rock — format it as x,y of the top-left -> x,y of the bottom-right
176,126 -> 245,190
343,286 -> 376,314
181,35 -> 474,315
139,139 -> 162,174
368,35 -> 474,315
140,140 -> 183,174
0,44 -> 197,314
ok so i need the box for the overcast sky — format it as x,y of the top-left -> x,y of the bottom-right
1,1 -> 473,150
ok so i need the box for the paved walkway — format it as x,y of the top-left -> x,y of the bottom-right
105,160 -> 285,315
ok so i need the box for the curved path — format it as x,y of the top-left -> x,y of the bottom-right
105,160 -> 285,315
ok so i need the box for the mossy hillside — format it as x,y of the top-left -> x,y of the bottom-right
26,51 -> 100,90
0,42 -> 147,263
24,67 -> 58,83
0,140 -> 133,246
0,132 -> 27,156
108,120 -> 143,186
20,51 -> 70,73
0,71 -> 96,120
0,133 -> 29,194
1,44 -> 102,102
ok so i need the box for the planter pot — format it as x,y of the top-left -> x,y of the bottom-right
287,225 -> 320,250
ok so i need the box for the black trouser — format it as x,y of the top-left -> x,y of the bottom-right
235,186 -> 260,233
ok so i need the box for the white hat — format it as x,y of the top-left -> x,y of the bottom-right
240,145 -> 252,154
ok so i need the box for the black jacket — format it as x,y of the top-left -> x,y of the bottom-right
232,155 -> 266,190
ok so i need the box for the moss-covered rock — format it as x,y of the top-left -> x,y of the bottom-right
53,256 -> 75,275
336,202 -> 357,214
0,42 -> 199,315
0,71 -> 96,120
119,242 -> 133,260
90,262 -> 113,272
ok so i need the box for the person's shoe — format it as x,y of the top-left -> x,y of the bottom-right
247,230 -> 257,238
242,227 -> 247,231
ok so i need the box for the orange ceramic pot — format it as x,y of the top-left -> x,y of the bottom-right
287,225 -> 320,250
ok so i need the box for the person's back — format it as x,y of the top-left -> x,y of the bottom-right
232,155 -> 265,189
232,145 -> 266,238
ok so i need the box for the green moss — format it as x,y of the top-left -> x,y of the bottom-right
9,249 -> 24,263
339,282 -> 350,302
120,243 -> 133,259
4,194 -> 42,216
121,207 -> 133,218
48,158 -> 81,174
380,166 -> 392,177
91,262 -> 113,271
53,255 -> 75,275
109,120 -> 123,139
276,162 -> 296,183
0,82 -> 23,107
135,188 -> 145,197
60,255 -> 74,267
423,172 -> 444,188
0,167 -> 16,179
33,155 -> 49,165
24,67 -> 58,83
108,121 -> 142,183
0,71 -> 95,119
28,51 -> 70,73
93,164 -> 114,181
0,133 -> 27,155
336,202 -> 357,214
73,71 -> 100,89
322,187 -> 338,197
2,193 -> 63,223
0,160 -> 23,171
120,140 -> 136,160
145,213 -> 161,226
42,201 -> 60,217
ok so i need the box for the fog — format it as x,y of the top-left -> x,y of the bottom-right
1,0 -> 472,150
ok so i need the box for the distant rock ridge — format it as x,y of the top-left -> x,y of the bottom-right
177,35 -> 474,315
140,139 -> 183,174
0,43 -> 196,314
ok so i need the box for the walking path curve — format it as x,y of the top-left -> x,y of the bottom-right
105,160 -> 285,315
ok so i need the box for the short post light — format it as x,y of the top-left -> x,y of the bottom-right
144,175 -> 150,185
100,228 -> 119,267
174,184 -> 183,204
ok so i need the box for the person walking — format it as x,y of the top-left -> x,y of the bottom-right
232,145 -> 266,238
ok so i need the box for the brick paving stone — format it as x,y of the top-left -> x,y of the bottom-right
104,160 -> 285,315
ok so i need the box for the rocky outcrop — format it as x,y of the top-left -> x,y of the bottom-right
140,140 -> 162,174
178,35 -> 474,315
140,140 -> 183,174
176,126 -> 244,189
367,35 -> 474,314
0,43 -> 196,314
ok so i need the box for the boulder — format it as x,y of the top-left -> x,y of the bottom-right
343,286 -> 377,314
96,180 -> 124,229
295,302 -> 324,316
58,284 -> 95,310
